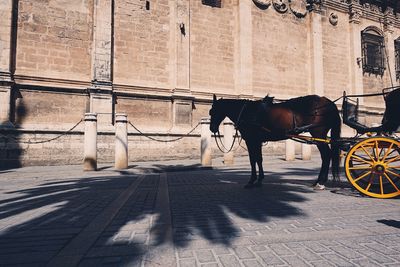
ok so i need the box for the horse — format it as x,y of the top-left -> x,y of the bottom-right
209,94 -> 342,189
382,88 -> 400,132
360,88 -> 400,134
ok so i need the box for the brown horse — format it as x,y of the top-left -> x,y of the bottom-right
209,94 -> 341,189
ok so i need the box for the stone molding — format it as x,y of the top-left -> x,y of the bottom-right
13,75 -> 91,90
244,1 -> 395,28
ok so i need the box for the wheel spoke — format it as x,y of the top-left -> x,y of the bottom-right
379,175 -> 384,195
348,166 -> 372,170
382,143 -> 394,162
352,153 -> 372,161
360,144 -> 375,162
374,140 -> 380,161
386,155 -> 400,164
354,171 -> 372,183
384,173 -> 400,192
386,169 -> 400,178
387,165 -> 400,169
365,174 -> 375,192
351,155 -> 373,165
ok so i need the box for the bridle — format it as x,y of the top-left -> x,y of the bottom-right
213,103 -> 246,153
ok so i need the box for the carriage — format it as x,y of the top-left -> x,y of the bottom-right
338,87 -> 400,199
209,87 -> 400,199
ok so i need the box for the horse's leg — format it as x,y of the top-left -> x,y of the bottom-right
244,140 -> 257,188
255,142 -> 264,187
311,129 -> 331,189
315,143 -> 331,188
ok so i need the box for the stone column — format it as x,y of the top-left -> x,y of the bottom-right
89,0 -> 114,127
285,139 -> 295,161
384,9 -> 397,86
0,0 -> 15,127
115,113 -> 128,169
234,0 -> 253,96
223,119 -> 234,165
201,117 -> 212,166
171,1 -> 193,126
348,1 -> 364,99
84,113 -> 97,171
309,6 -> 324,96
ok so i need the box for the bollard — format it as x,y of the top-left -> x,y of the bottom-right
84,113 -> 97,171
201,117 -> 212,166
301,133 -> 311,160
301,143 -> 312,160
285,139 -> 295,161
115,113 -> 128,169
223,119 -> 234,165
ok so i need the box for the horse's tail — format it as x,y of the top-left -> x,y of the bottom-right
330,104 -> 342,183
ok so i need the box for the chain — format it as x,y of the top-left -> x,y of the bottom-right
0,119 -> 83,144
128,121 -> 200,142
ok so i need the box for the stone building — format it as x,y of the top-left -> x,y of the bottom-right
0,0 -> 400,167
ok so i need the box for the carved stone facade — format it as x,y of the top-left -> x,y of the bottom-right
1,0 -> 400,167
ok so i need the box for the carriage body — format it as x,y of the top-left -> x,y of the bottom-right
339,87 -> 400,199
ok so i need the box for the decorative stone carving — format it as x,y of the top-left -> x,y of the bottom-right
349,9 -> 361,23
385,7 -> 394,16
329,12 -> 338,26
372,4 -> 382,13
349,1 -> 362,24
272,0 -> 288,13
252,0 -> 271,9
289,0 -> 307,18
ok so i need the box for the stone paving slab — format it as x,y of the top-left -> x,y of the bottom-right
0,156 -> 399,266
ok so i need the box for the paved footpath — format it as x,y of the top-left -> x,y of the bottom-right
0,156 -> 399,267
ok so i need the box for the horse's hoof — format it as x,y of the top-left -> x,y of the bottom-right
313,183 -> 326,190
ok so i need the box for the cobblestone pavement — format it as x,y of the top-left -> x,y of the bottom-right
0,156 -> 399,266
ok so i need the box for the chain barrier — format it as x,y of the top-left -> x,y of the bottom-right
0,119 -> 83,144
128,121 -> 200,143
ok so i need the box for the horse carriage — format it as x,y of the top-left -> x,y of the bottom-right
339,87 -> 400,199
209,87 -> 400,199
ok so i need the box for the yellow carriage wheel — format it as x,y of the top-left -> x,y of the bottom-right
345,137 -> 400,199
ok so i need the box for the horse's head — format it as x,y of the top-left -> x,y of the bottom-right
209,94 -> 226,133
382,88 -> 400,131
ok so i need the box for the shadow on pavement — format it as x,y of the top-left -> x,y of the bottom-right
0,164 -> 322,265
377,219 -> 400,229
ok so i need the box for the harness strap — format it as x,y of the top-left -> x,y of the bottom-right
235,103 -> 247,129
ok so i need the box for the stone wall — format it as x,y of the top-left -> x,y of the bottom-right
15,0 -> 93,81
322,9 -> 350,100
252,5 -> 310,98
190,0 -> 235,94
114,0 -> 171,87
1,0 -> 400,167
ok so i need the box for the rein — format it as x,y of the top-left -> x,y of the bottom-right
214,102 -> 246,153
214,129 -> 239,153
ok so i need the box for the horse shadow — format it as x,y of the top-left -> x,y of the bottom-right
0,164 -> 321,265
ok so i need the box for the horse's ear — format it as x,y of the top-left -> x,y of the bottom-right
213,94 -> 217,103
